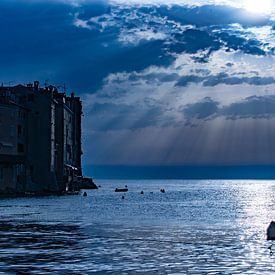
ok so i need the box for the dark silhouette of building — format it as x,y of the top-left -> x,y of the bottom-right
0,81 -> 86,195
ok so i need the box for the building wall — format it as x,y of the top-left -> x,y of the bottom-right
70,96 -> 82,176
0,83 -> 84,195
0,91 -> 27,193
25,87 -> 58,193
0,104 -> 18,155
64,105 -> 73,166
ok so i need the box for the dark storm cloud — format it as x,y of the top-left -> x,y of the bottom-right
216,31 -> 266,56
0,1 -> 273,93
204,75 -> 275,86
222,96 -> 275,119
182,98 -> 220,120
182,96 -> 275,121
169,29 -> 222,55
169,28 -> 267,58
0,0 -> 179,92
176,73 -> 275,87
175,75 -> 204,87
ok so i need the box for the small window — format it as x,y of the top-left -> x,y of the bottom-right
10,125 -> 15,137
18,125 -> 22,136
17,143 -> 24,153
28,94 -> 34,102
0,167 -> 3,180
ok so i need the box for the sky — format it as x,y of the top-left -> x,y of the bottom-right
0,0 -> 274,168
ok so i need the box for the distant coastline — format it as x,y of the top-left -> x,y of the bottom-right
85,165 -> 275,180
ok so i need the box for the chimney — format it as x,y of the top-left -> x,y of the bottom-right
48,85 -> 54,92
34,81 -> 40,91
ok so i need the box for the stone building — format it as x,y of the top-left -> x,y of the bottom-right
0,89 -> 27,194
0,82 -> 85,195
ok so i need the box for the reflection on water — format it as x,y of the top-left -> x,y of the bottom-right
0,222 -> 84,274
0,180 -> 274,274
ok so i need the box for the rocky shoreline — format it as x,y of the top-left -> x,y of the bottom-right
0,178 -> 98,198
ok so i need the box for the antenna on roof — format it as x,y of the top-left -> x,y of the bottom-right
56,83 -> 67,93
63,83 -> 67,93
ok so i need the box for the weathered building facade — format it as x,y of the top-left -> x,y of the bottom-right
0,82 -> 84,195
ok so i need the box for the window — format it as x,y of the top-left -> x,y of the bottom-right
28,94 -> 34,102
66,144 -> 72,160
17,125 -> 22,136
0,167 -> 3,181
17,143 -> 24,153
10,125 -> 15,137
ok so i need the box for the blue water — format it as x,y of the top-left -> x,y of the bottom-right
0,180 -> 274,274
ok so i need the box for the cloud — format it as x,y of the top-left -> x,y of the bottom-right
118,29 -> 167,46
182,97 -> 220,119
176,73 -> 275,87
0,1 -> 273,93
175,75 -> 204,86
221,96 -> 275,119
156,4 -> 271,27
73,4 -> 273,57
182,95 -> 275,121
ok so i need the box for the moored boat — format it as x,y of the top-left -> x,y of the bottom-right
115,188 -> 128,192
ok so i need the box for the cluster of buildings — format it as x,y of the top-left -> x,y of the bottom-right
0,81 -> 90,195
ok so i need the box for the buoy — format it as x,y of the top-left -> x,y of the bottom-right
267,221 -> 275,240
125,185 -> 128,188
83,192 -> 87,197
140,191 -> 144,195
160,189 -> 165,193
122,196 -> 125,200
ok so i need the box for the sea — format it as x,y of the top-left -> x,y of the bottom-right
0,180 -> 274,274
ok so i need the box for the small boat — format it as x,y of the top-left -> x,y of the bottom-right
267,221 -> 275,240
115,188 -> 128,192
